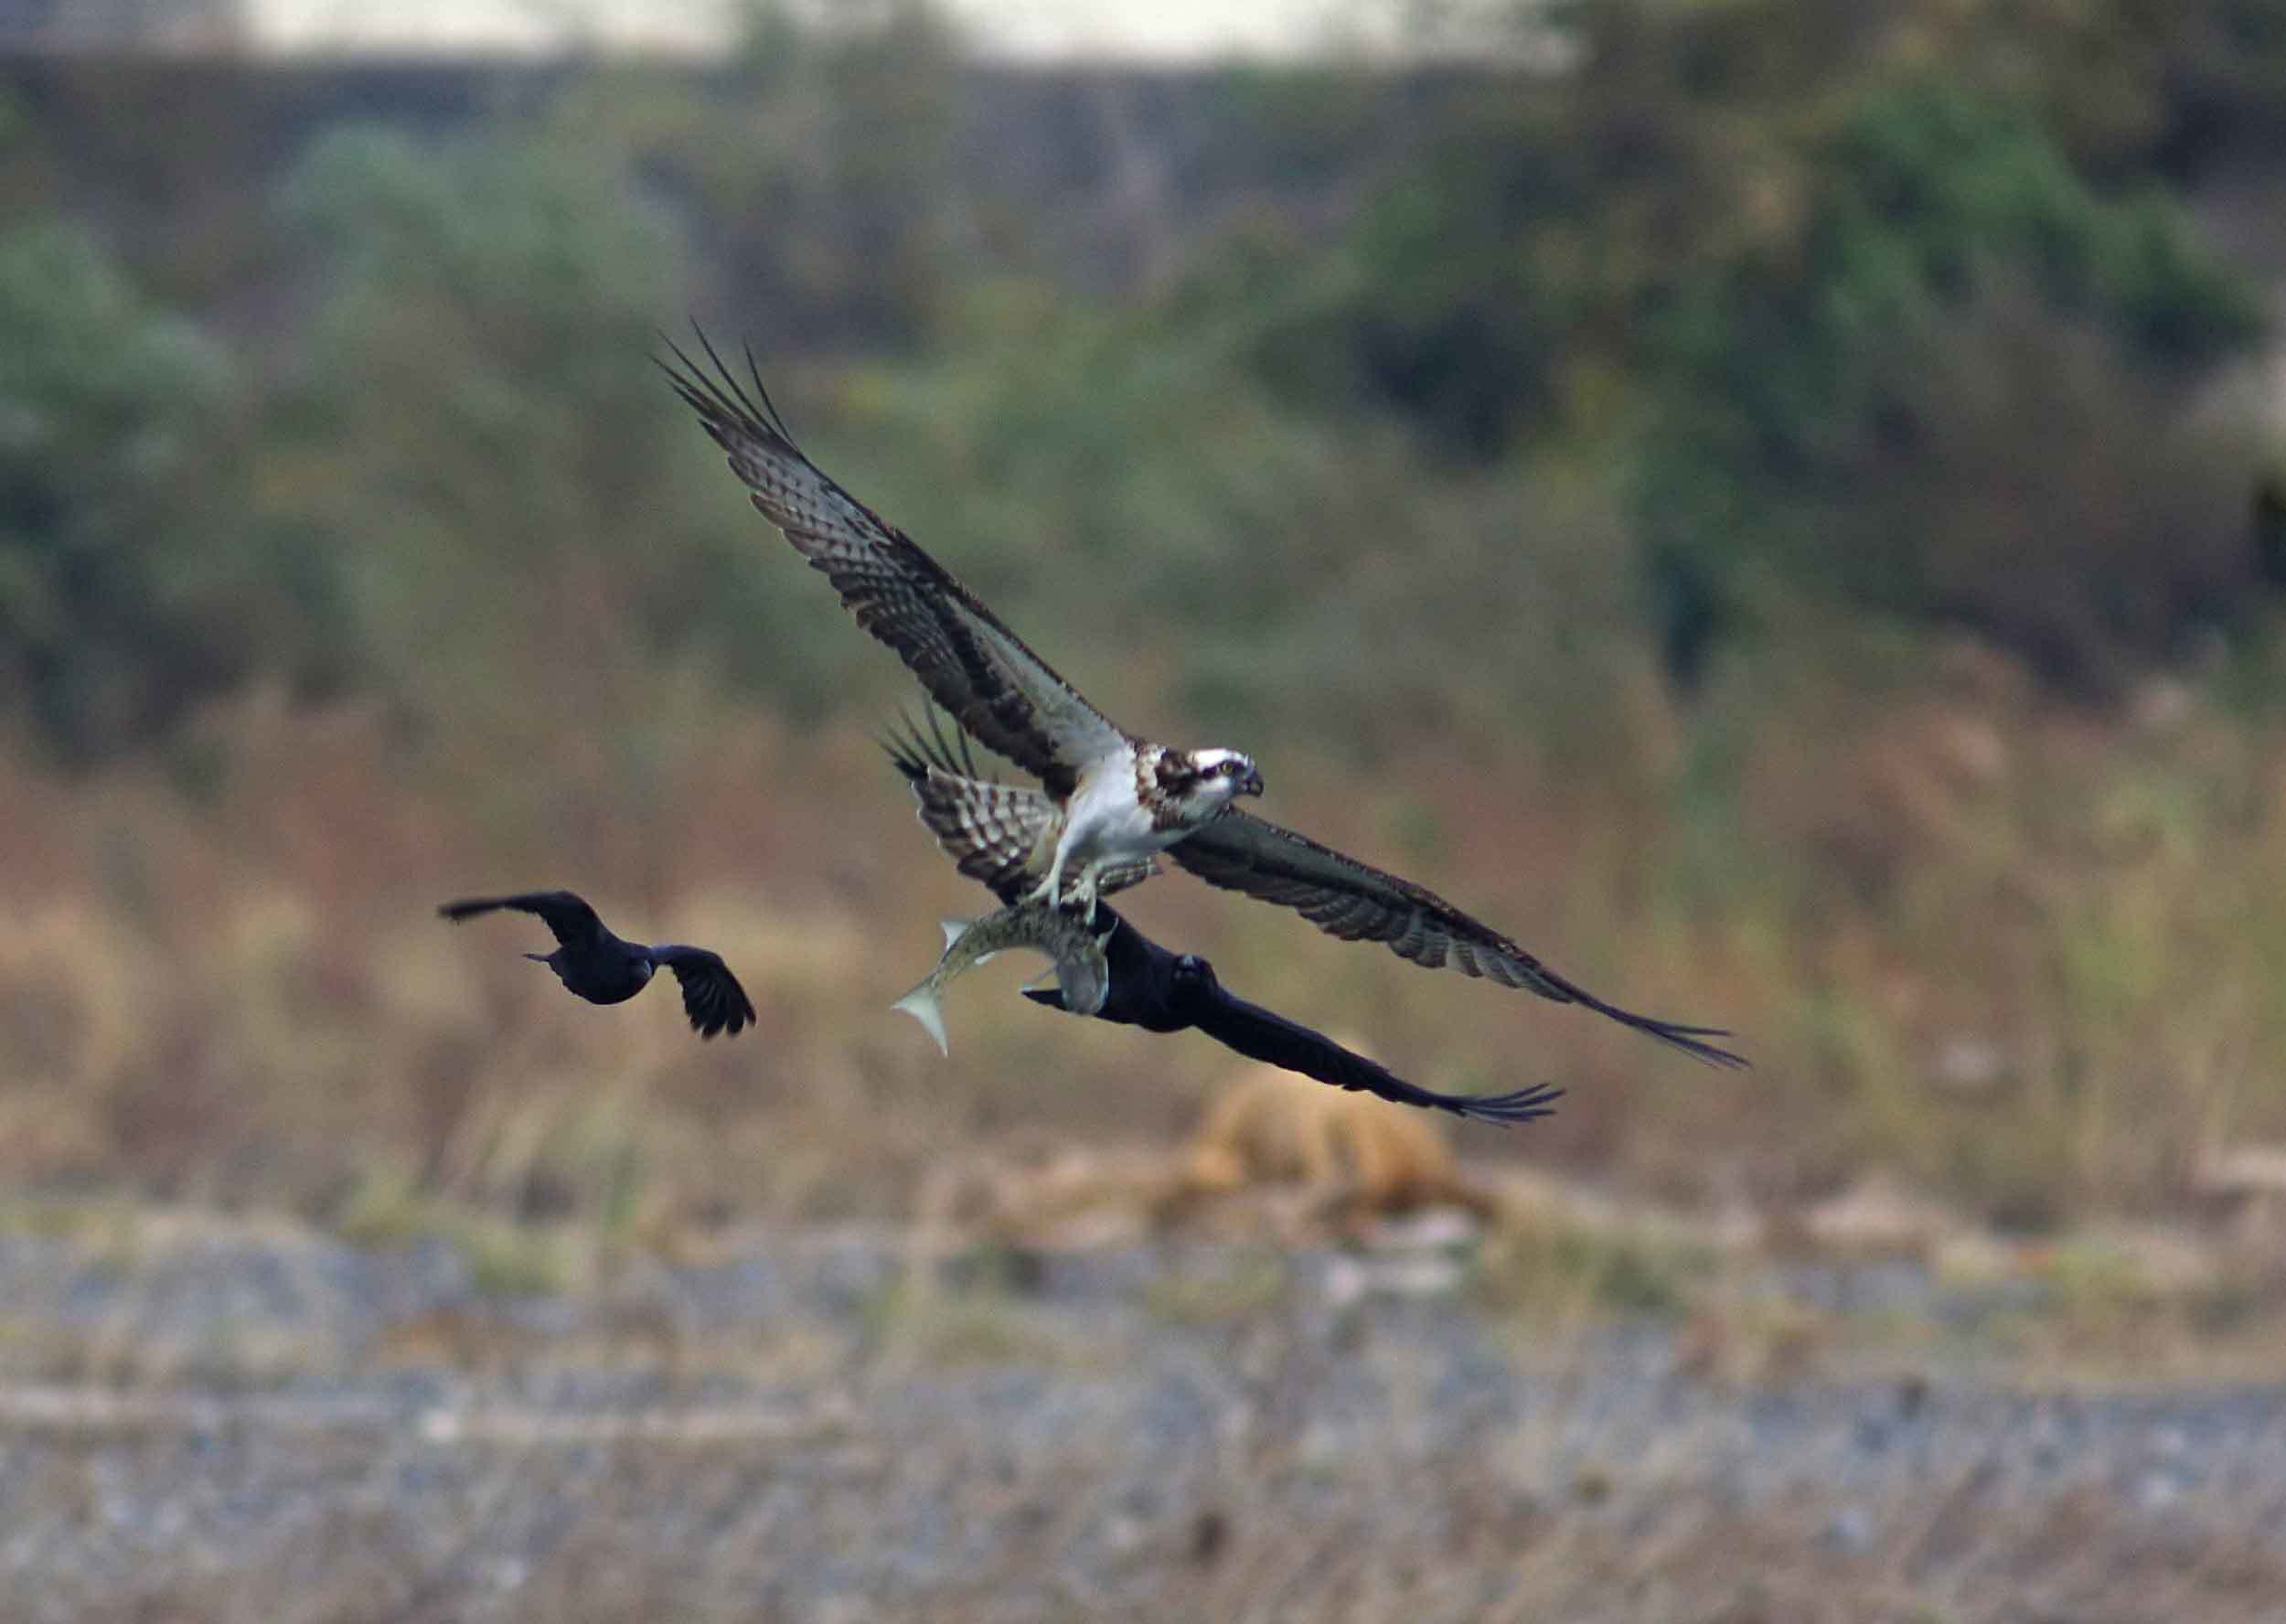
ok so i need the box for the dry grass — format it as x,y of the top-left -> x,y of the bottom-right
2,633 -> 2286,1250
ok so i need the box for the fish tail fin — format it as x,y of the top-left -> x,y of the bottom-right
936,916 -> 1001,967
892,982 -> 950,1057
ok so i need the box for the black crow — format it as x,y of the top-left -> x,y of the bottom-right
439,890 -> 755,1039
1023,904 -> 1561,1125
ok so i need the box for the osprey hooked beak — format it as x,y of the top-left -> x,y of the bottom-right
1211,753 -> 1263,797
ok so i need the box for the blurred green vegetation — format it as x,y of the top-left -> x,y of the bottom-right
0,219 -> 345,763
3,0 -> 2277,757
2,0 -> 2286,1229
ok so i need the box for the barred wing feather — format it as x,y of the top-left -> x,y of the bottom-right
1168,809 -> 1747,1068
661,333 -> 1130,798
881,711 -> 1157,904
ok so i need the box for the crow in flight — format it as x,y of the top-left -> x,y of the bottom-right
1023,903 -> 1560,1125
439,890 -> 756,1039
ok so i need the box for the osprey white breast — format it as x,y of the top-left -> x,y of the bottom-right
1020,742 -> 1263,919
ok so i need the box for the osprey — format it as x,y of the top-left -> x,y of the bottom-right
664,334 -> 1744,1069
885,719 -> 1558,1124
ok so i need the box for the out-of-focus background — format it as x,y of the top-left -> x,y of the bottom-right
6,2 -> 2286,1619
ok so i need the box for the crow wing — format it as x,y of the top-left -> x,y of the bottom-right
647,945 -> 757,1040
662,332 -> 1132,799
1019,967 -> 1561,1125
1187,988 -> 1564,1124
438,890 -> 609,950
1167,810 -> 1747,1068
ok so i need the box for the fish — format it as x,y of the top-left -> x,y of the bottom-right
892,903 -> 1111,1056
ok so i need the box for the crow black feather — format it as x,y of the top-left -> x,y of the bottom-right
439,890 -> 756,1039
1023,905 -> 1559,1125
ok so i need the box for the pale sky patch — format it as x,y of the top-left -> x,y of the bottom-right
225,0 -> 1519,64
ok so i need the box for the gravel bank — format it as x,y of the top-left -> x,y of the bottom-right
0,1219 -> 2280,1622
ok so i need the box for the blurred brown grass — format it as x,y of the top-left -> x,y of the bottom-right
4,624 -> 2285,1245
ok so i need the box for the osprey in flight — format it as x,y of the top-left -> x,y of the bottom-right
663,334 -> 1743,1069
887,712 -> 1562,1124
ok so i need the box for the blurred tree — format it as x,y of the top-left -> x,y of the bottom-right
1223,0 -> 2271,694
0,219 -> 345,764
269,116 -> 881,740
9,60 -> 301,315
572,0 -> 972,356
282,123 -> 686,549
1640,79 -> 2265,692
1232,0 -> 1884,454
272,124 -> 697,717
0,0 -> 2274,772
1957,0 -> 2286,178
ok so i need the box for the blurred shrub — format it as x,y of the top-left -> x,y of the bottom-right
0,219 -> 347,764
1958,0 -> 2286,176
1233,0 -> 1893,454
572,0 -> 970,356
280,122 -> 685,539
275,126 -> 683,720
791,283 -> 1657,766
1640,80 -> 2264,693
1229,83 -> 1663,458
1222,3 -> 2270,693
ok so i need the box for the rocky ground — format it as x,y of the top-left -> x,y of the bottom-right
0,1211 -> 2282,1623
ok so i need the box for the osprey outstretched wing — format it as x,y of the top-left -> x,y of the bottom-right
659,334 -> 1129,800
1163,812 -> 1745,1067
664,331 -> 1264,918
883,710 -> 1744,1069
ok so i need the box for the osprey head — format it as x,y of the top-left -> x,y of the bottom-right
1159,748 -> 1264,819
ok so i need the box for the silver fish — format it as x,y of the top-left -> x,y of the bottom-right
892,903 -> 1110,1056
